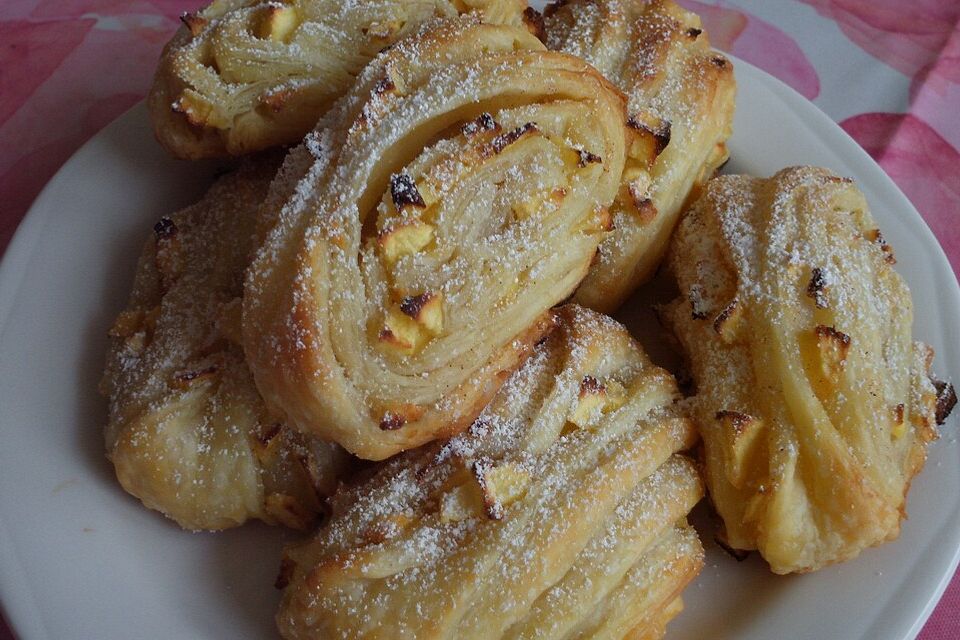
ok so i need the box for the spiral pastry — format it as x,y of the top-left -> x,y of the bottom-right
101,158 -> 350,531
244,17 -> 642,460
275,305 -> 703,640
149,0 -> 533,159
663,167 -> 955,573
544,0 -> 736,312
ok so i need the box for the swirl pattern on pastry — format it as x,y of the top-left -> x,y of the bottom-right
663,167 -> 952,573
545,0 -> 736,312
149,0 -> 531,159
275,305 -> 703,639
101,158 -> 350,531
243,18 -> 643,460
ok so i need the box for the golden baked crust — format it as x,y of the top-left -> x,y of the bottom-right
275,305 -> 703,639
663,167 -> 951,573
545,0 -> 736,312
101,157 -> 350,531
243,17 -> 644,460
149,0 -> 529,159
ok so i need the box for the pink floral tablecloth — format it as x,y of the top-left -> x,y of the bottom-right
1,1 -> 958,638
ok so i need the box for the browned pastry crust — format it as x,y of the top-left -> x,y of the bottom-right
149,0 -> 528,159
101,157 -> 350,530
545,0 -> 736,312
243,17 -> 646,460
275,305 -> 703,639
663,167 -> 948,573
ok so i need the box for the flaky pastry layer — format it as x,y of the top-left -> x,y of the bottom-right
148,0 -> 530,159
243,17 -> 648,459
545,0 -> 736,312
101,157 -> 350,530
664,167 -> 952,573
276,305 -> 703,639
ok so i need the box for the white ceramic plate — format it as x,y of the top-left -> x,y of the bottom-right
1,51 -> 958,639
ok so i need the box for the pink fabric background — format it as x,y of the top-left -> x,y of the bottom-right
0,0 -> 957,638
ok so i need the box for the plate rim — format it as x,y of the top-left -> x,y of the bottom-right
728,56 -> 960,640
0,55 -> 958,640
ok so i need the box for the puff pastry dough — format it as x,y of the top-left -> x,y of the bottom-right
101,158 -> 350,531
275,305 -> 703,640
244,18 -> 643,460
545,0 -> 736,312
149,0 -> 530,159
664,167 -> 953,573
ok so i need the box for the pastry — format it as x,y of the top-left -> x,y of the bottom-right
545,0 -> 736,312
243,17 -> 651,460
663,167 -> 955,573
101,157 -> 350,531
149,0 -> 532,159
275,305 -> 703,640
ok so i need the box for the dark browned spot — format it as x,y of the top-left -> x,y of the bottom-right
180,12 -> 207,37
653,121 -> 672,154
893,403 -> 905,424
716,410 -> 754,434
379,413 -> 406,430
256,423 -> 283,448
462,112 -> 499,137
172,365 -> 219,386
711,55 -> 728,68
374,77 -> 395,96
154,217 -> 177,240
934,380 -> 957,425
522,7 -> 546,41
543,0 -> 571,19
815,324 -> 850,346
400,293 -> 433,319
806,268 -> 829,309
577,149 -> 602,167
686,27 -> 702,39
489,122 -> 539,155
864,229 -> 897,263
579,375 -> 605,396
389,173 -> 425,209
631,196 -> 657,224
275,556 -> 296,589
690,284 -> 709,319
715,536 -> 750,561
713,299 -> 739,334
627,115 -> 672,155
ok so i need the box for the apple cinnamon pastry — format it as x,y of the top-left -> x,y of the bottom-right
663,167 -> 956,573
544,0 -> 736,312
244,17 -> 652,460
149,0 -> 532,159
101,157 -> 350,531
275,305 -> 703,640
